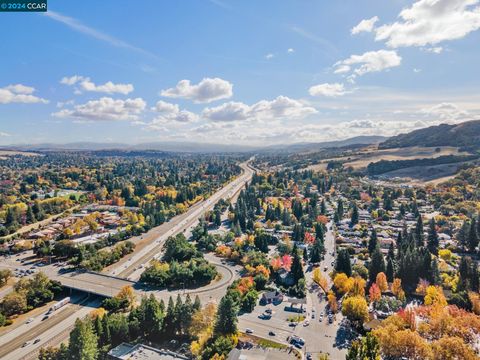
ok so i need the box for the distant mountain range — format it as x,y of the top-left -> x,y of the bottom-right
379,120 -> 480,151
0,135 -> 387,154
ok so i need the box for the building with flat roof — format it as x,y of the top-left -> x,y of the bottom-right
107,343 -> 189,360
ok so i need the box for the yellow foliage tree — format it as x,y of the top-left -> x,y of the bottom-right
375,272 -> 388,293
424,286 -> 447,307
341,295 -> 369,324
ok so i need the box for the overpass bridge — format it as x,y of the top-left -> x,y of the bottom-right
51,271 -> 137,298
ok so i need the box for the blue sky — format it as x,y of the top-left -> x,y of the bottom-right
1,0 -> 480,146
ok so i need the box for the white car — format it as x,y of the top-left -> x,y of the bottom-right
245,328 -> 254,334
26,318 -> 34,324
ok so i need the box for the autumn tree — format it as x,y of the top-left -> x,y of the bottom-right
375,272 -> 388,293
342,296 -> 369,326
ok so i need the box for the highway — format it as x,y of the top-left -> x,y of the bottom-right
0,160 -> 254,359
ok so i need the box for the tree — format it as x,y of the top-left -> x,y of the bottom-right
369,283 -> 381,304
309,238 -> 323,263
336,249 -> 352,277
334,273 -> 353,295
427,218 -> 439,255
214,295 -> 238,335
415,215 -> 424,247
342,296 -> 369,326
468,219 -> 479,253
424,285 -> 447,307
369,247 -> 385,282
327,291 -> 338,313
0,269 -> 12,287
368,229 -> 378,254
68,318 -> 98,360
346,333 -> 381,360
2,291 -> 27,316
391,278 -> 405,301
312,268 -> 328,293
290,246 -> 304,282
375,272 -> 388,292
386,257 -> 395,283
350,203 -> 359,226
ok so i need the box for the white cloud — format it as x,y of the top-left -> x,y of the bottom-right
52,97 -> 146,122
309,83 -> 347,97
423,46 -> 444,54
0,131 -> 11,137
0,84 -> 48,104
287,48 -> 295,53
346,119 -> 379,128
152,100 -> 198,123
413,68 -> 422,73
202,96 -> 317,122
420,102 -> 470,121
160,77 -> 233,103
61,75 -> 134,95
333,50 -> 402,79
374,0 -> 480,48
265,53 -> 275,59
351,16 -> 379,35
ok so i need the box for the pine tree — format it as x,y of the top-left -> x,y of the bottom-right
369,247 -> 385,282
415,216 -> 424,247
290,245 -> 304,282
68,318 -> 98,360
310,238 -> 323,263
335,249 -> 352,277
350,203 -> 359,226
368,229 -> 378,254
386,257 -> 395,283
468,219 -> 479,253
193,295 -> 201,311
214,295 -> 238,335
427,218 -> 439,255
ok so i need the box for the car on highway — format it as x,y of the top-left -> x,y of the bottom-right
268,331 -> 276,336
26,317 -> 34,324
34,338 -> 41,344
245,328 -> 254,334
22,342 -> 30,347
42,315 -> 49,321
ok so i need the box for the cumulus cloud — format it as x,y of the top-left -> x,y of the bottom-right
423,46 -> 444,54
0,131 -> 11,137
420,102 -> 470,121
202,96 -> 317,122
333,50 -> 402,79
265,53 -> 275,59
374,0 -> 480,48
287,48 -> 295,53
309,83 -> 347,97
60,75 -> 134,95
52,97 -> 146,122
160,77 -> 233,103
351,16 -> 379,34
152,100 -> 198,123
0,84 -> 48,104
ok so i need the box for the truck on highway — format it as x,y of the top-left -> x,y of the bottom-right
47,297 -> 70,314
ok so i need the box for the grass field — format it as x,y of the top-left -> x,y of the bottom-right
343,146 -> 469,170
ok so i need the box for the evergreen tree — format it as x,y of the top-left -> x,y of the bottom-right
68,319 -> 98,360
415,216 -> 424,247
346,333 -> 380,360
369,247 -> 385,282
214,295 -> 238,335
310,238 -> 323,263
320,199 -> 327,215
468,219 -> 479,253
368,229 -> 378,254
427,218 -> 439,255
386,257 -> 395,283
193,295 -> 201,311
290,245 -> 304,282
350,203 -> 359,226
335,249 -> 352,277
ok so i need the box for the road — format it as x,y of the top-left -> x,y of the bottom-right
238,219 -> 351,359
0,160 -> 254,359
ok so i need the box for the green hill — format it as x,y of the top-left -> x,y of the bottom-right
378,120 -> 480,151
